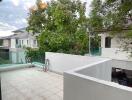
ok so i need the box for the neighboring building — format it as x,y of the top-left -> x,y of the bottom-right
0,28 -> 38,63
100,33 -> 132,61
10,28 -> 38,49
99,16 -> 132,60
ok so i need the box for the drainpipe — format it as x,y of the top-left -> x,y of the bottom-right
89,32 -> 91,56
87,27 -> 93,56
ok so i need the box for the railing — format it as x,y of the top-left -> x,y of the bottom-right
91,47 -> 102,56
0,50 -> 45,65
0,51 -> 11,64
15,44 -> 22,48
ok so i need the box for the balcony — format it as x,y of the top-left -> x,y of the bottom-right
1,52 -> 132,100
1,67 -> 63,100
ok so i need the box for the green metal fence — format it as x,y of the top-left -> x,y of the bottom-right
91,47 -> 102,56
0,50 -> 11,64
0,50 -> 45,65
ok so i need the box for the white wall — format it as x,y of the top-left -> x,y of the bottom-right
110,60 -> 132,70
18,38 -> 37,48
101,33 -> 132,60
45,52 -> 108,73
11,39 -> 16,48
101,48 -> 132,60
30,39 -> 37,48
77,60 -> 112,81
64,72 -> 132,100
64,59 -> 132,100
101,33 -> 121,48
76,59 -> 132,81
3,39 -> 10,47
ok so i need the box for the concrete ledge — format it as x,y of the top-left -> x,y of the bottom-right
0,64 -> 32,72
64,59 -> 132,100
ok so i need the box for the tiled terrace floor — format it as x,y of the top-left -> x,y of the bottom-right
1,68 -> 63,100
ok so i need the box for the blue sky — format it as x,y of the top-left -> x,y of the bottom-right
0,0 -> 92,37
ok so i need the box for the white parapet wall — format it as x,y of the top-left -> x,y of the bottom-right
45,52 -> 108,74
76,60 -> 112,81
101,48 -> 132,61
64,59 -> 132,100
46,52 -> 132,100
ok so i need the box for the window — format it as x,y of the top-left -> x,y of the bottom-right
0,39 -> 3,46
16,39 -> 18,44
105,37 -> 111,48
22,40 -> 23,44
19,40 -> 21,45
34,40 -> 37,45
27,40 -> 29,45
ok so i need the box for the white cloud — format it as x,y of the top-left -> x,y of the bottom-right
11,0 -> 20,6
0,0 -> 93,37
24,2 -> 34,10
0,31 -> 14,37
0,22 -> 17,31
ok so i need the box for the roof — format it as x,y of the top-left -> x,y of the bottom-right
10,32 -> 34,39
0,28 -> 35,39
12,27 -> 27,33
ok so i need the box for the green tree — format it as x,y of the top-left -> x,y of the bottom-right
89,0 -> 132,56
89,0 -> 103,31
101,0 -> 132,55
25,47 -> 45,63
102,0 -> 132,35
88,0 -> 102,54
27,0 -> 89,55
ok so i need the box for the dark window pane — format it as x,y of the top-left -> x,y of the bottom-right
16,39 -> 18,44
105,37 -> 111,48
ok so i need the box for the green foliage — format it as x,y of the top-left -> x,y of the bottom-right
89,0 -> 103,31
102,0 -> 132,35
88,0 -> 132,56
25,47 -> 45,63
89,0 -> 132,35
27,0 -> 89,55
0,57 -> 11,64
91,35 -> 101,48
0,39 -> 3,46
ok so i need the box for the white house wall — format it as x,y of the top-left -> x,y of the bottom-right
101,33 -> 132,60
11,39 -> 16,48
101,33 -> 121,48
3,39 -> 10,47
10,38 -> 37,48
101,48 -> 132,60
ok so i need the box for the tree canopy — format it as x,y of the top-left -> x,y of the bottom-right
89,0 -> 103,32
27,0 -> 89,55
88,0 -> 132,55
89,0 -> 132,34
102,0 -> 132,36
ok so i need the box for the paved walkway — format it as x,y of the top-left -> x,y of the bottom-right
1,68 -> 63,100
